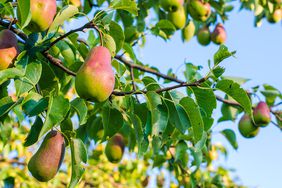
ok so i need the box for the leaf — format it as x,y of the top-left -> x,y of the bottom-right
164,92 -> 190,134
22,92 -> 48,117
48,5 -> 79,34
109,21 -> 125,53
194,132 -> 207,152
3,177 -> 15,188
102,105 -> 123,138
68,138 -> 87,188
0,68 -> 25,85
142,76 -> 161,91
221,129 -> 238,150
24,116 -> 43,147
110,0 -> 138,15
179,97 -> 204,143
213,45 -> 236,65
216,79 -> 252,116
175,141 -> 189,167
17,0 -> 31,29
151,19 -> 176,40
39,95 -> 70,138
145,91 -> 168,136
71,98 -> 88,125
0,122 -> 12,146
0,97 -> 23,118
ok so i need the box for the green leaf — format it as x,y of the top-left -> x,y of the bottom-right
48,5 -> 79,34
142,76 -> 161,91
145,91 -> 168,136
175,141 -> 189,167
0,122 -> 12,146
151,19 -> 176,40
71,98 -> 88,125
0,67 -> 25,85
68,138 -> 87,188
0,97 -> 23,118
179,97 -> 204,143
22,92 -> 48,117
102,105 -> 123,138
109,21 -> 125,53
194,132 -> 207,152
39,95 -> 70,138
38,62 -> 59,96
17,0 -> 31,29
164,92 -> 190,134
221,129 -> 238,150
216,79 -> 252,116
110,0 -> 138,15
24,116 -> 43,147
213,45 -> 236,66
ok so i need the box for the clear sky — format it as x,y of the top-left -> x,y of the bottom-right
137,3 -> 282,188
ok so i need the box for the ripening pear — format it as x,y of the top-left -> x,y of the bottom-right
182,20 -> 196,42
160,0 -> 183,12
211,23 -> 227,45
75,46 -> 115,102
266,9 -> 282,23
187,0 -> 211,22
24,0 -> 57,32
0,29 -> 19,70
238,114 -> 259,138
105,133 -> 125,163
168,6 -> 186,29
28,130 -> 65,182
253,102 -> 271,126
70,0 -> 81,7
197,26 -> 211,46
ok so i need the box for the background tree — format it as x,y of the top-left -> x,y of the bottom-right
0,0 -> 281,187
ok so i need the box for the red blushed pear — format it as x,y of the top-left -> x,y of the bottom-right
75,46 -> 115,102
26,0 -> 57,32
28,130 -> 65,182
0,29 -> 19,70
211,23 -> 227,45
253,102 -> 271,126
187,0 -> 211,22
105,133 -> 125,163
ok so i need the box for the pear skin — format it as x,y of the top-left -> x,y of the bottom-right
168,6 -> 186,29
0,29 -> 19,70
160,0 -> 183,12
188,0 -> 211,22
197,26 -> 211,46
253,102 -> 271,126
28,130 -> 65,182
25,0 -> 57,32
182,20 -> 196,42
105,133 -> 125,163
75,46 -> 115,102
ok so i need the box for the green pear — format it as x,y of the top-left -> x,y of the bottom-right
24,0 -> 57,32
0,29 -> 19,70
253,102 -> 271,126
182,20 -> 196,42
211,23 -> 227,45
197,26 -> 211,46
187,0 -> 211,22
75,46 -> 115,102
238,114 -> 259,138
28,130 -> 65,182
168,6 -> 186,29
105,133 -> 125,163
266,9 -> 282,23
160,0 -> 183,12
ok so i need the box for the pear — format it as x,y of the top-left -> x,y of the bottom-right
266,9 -> 282,23
197,26 -> 211,46
168,6 -> 186,29
238,114 -> 259,138
187,0 -> 211,22
105,133 -> 125,163
75,46 -> 115,102
160,0 -> 183,12
182,20 -> 196,42
22,0 -> 57,32
253,102 -> 271,126
211,23 -> 227,45
0,29 -> 19,70
28,130 -> 65,182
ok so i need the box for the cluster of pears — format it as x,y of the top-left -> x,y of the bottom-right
28,130 -> 65,182
18,0 -> 57,32
0,29 -> 19,70
238,102 -> 271,138
197,23 -> 227,46
105,133 -> 125,163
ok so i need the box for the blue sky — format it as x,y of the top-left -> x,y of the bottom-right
138,3 -> 282,188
